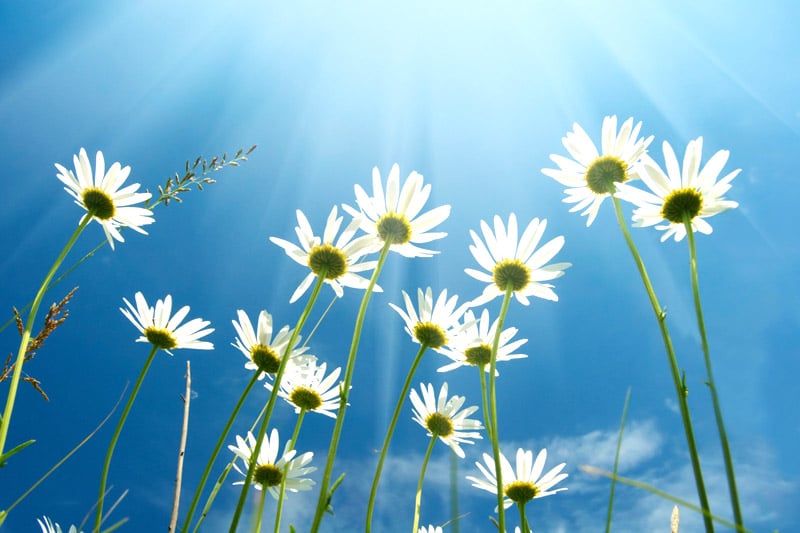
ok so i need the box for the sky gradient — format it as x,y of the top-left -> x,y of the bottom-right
1,1 -> 798,532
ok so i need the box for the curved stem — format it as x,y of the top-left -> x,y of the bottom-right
605,388 -> 631,533
253,484 -> 267,533
488,285 -> 514,533
449,449 -> 460,533
684,217 -> 743,529
611,197 -> 713,532
366,344 -> 428,532
412,437 -> 437,533
310,241 -> 391,532
274,410 -> 306,533
229,273 -> 325,532
95,345 -> 159,532
0,215 -> 91,457
478,368 -> 493,438
180,372 -> 261,532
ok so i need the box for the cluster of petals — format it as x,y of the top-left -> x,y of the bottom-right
542,116 -> 653,226
228,429 -> 315,499
342,163 -> 451,258
56,148 -> 154,249
389,287 -> 472,351
437,308 -> 528,374
466,214 -> 570,306
410,382 -> 482,458
37,517 -> 81,533
265,356 -> 343,418
120,292 -> 214,353
616,137 -> 740,241
270,206 -> 382,303
467,447 -> 568,510
231,309 -> 310,377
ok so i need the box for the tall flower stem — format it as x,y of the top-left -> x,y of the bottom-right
488,285 -> 514,533
684,217 -> 743,529
95,345 -> 159,532
253,485 -> 267,533
411,437 -> 436,533
310,240 -> 392,532
273,409 -> 307,533
228,274 -> 326,532
611,196 -> 713,532
478,369 -> 493,438
366,344 -> 428,532
517,502 -> 530,533
449,449 -> 460,533
0,215 -> 91,458
180,372 -> 261,533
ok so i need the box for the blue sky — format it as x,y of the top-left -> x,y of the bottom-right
1,1 -> 798,532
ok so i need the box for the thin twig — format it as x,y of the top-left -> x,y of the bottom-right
169,361 -> 192,532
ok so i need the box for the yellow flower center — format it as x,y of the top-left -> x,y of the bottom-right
425,412 -> 454,437
251,344 -> 281,374
376,212 -> 412,244
585,155 -> 628,195
254,464 -> 283,488
308,243 -> 348,280
504,480 -> 539,503
144,327 -> 177,350
290,386 -> 323,411
82,187 -> 116,220
661,187 -> 704,224
413,322 -> 447,348
493,259 -> 530,292
465,343 -> 492,367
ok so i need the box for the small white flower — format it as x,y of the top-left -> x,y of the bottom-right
120,292 -> 213,353
465,214 -> 570,306
343,163 -> 450,258
37,517 -> 82,533
437,309 -> 528,374
616,137 -> 740,242
418,527 -> 443,533
228,429 -> 316,499
467,447 -> 568,510
270,206 -> 382,303
542,116 -> 653,226
55,148 -> 154,249
231,309 -> 310,377
389,287 -> 472,351
265,357 -> 343,418
410,382 -> 483,458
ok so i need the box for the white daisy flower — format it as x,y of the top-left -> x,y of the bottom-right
55,148 -> 154,249
231,309 -> 310,377
265,357 -> 343,418
389,287 -> 472,351
437,309 -> 528,374
120,292 -> 213,353
465,214 -> 570,306
342,163 -> 450,258
37,517 -> 82,533
467,447 -> 568,510
410,382 -> 483,458
269,206 -> 382,303
418,527 -> 443,533
542,116 -> 653,226
228,429 -> 315,499
615,137 -> 740,242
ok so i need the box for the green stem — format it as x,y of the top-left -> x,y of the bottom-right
310,240 -> 392,532
684,217 -> 744,529
0,215 -> 91,457
180,372 -> 261,533
366,344 -> 428,532
478,368 -> 493,438
412,437 -> 437,533
95,345 -> 160,532
253,484 -> 267,533
605,388 -> 631,533
488,285 -> 514,532
229,273 -> 325,532
517,501 -> 529,533
449,450 -> 460,533
611,196 -> 713,532
274,409 -> 306,533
